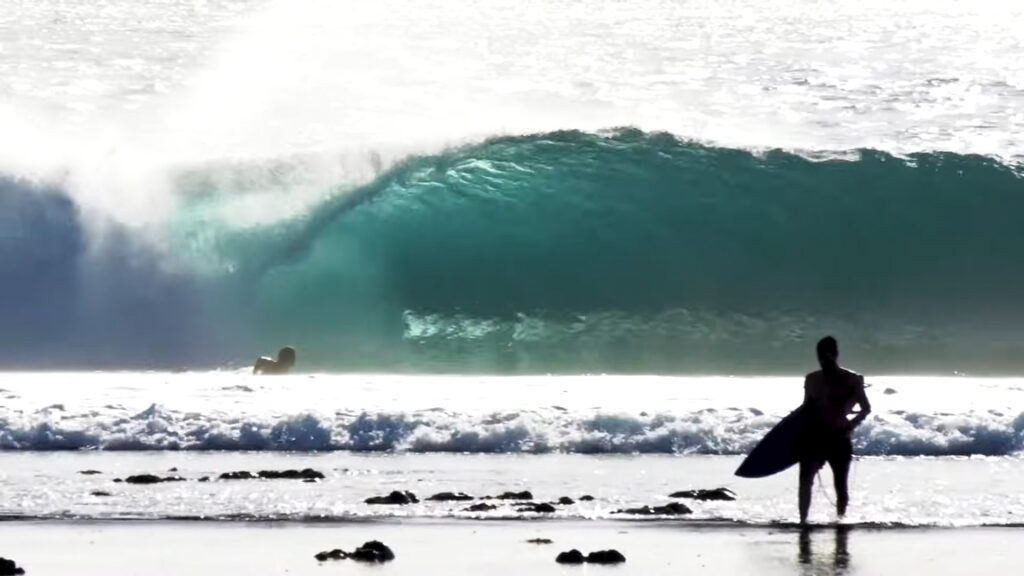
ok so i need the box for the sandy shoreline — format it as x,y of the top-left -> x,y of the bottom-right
1,519 -> 1021,575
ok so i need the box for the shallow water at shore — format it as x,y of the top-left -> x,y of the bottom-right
2,451 -> 1023,527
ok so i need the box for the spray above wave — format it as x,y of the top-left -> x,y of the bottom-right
3,130 -> 1024,371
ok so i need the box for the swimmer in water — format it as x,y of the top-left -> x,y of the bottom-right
253,346 -> 296,375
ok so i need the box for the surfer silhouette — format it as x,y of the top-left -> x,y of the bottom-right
798,336 -> 871,524
253,346 -> 296,375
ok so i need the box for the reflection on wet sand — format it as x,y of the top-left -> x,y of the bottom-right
798,526 -> 851,575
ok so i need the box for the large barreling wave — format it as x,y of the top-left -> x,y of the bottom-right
3,129 -> 1024,372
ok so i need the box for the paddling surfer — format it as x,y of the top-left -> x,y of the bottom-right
253,346 -> 296,375
798,336 -> 871,524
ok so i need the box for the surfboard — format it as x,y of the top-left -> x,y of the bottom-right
734,405 -> 808,478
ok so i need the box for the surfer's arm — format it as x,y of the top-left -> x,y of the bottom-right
802,376 -> 812,406
847,376 -> 872,430
253,357 -> 272,374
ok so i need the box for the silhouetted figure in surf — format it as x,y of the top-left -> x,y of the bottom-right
798,336 -> 871,525
253,346 -> 296,375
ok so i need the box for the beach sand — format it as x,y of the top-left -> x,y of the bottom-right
1,520 -> 1020,575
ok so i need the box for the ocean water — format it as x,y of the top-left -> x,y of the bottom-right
2,0 -> 1024,535
2,0 -> 1024,372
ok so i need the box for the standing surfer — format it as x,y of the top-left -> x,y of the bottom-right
798,336 -> 871,524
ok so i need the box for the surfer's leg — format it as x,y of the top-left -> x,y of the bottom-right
798,459 -> 822,524
828,439 -> 853,517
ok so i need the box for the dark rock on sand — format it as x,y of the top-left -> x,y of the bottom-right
219,469 -> 324,480
0,557 -> 25,575
516,502 -> 557,513
557,496 -> 575,505
257,468 -> 325,480
556,550 -> 585,564
78,470 -> 102,475
123,474 -> 185,485
464,503 -> 498,512
669,488 -> 736,501
426,491 -> 474,502
349,541 -> 395,563
167,467 -> 178,472
365,490 -> 418,505
198,476 -> 210,482
314,549 -> 347,561
527,538 -> 553,544
90,490 -> 113,497
587,550 -> 626,564
492,490 -> 533,500
123,474 -> 162,485
614,502 -> 692,515
219,471 -> 257,480
884,387 -> 898,395
579,495 -> 595,501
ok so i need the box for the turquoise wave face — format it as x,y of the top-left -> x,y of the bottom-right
4,130 -> 1024,372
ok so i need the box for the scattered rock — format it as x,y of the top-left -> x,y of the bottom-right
313,541 -> 395,563
314,549 -> 347,561
614,502 -> 692,516
492,490 -> 533,500
302,478 -> 318,483
257,469 -> 324,480
884,387 -> 898,395
516,502 -> 557,513
669,488 -> 736,501
123,474 -> 185,485
349,541 -> 395,563
78,470 -> 102,476
0,557 -> 24,575
463,503 -> 498,512
123,474 -> 161,485
579,495 -> 595,501
527,538 -> 553,544
198,476 -> 210,482
586,550 -> 626,564
218,469 -> 325,481
558,496 -> 575,505
365,490 -> 419,505
556,550 -> 585,564
113,478 -> 123,483
90,490 -> 112,497
426,491 -> 474,502
167,467 -> 178,472
219,471 -> 256,480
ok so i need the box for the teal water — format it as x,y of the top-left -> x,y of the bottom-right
4,131 -> 1024,371
3,1 -> 1024,372
154,131 -> 1024,372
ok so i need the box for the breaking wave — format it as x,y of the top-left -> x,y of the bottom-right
2,403 -> 1022,456
2,130 -> 1024,372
